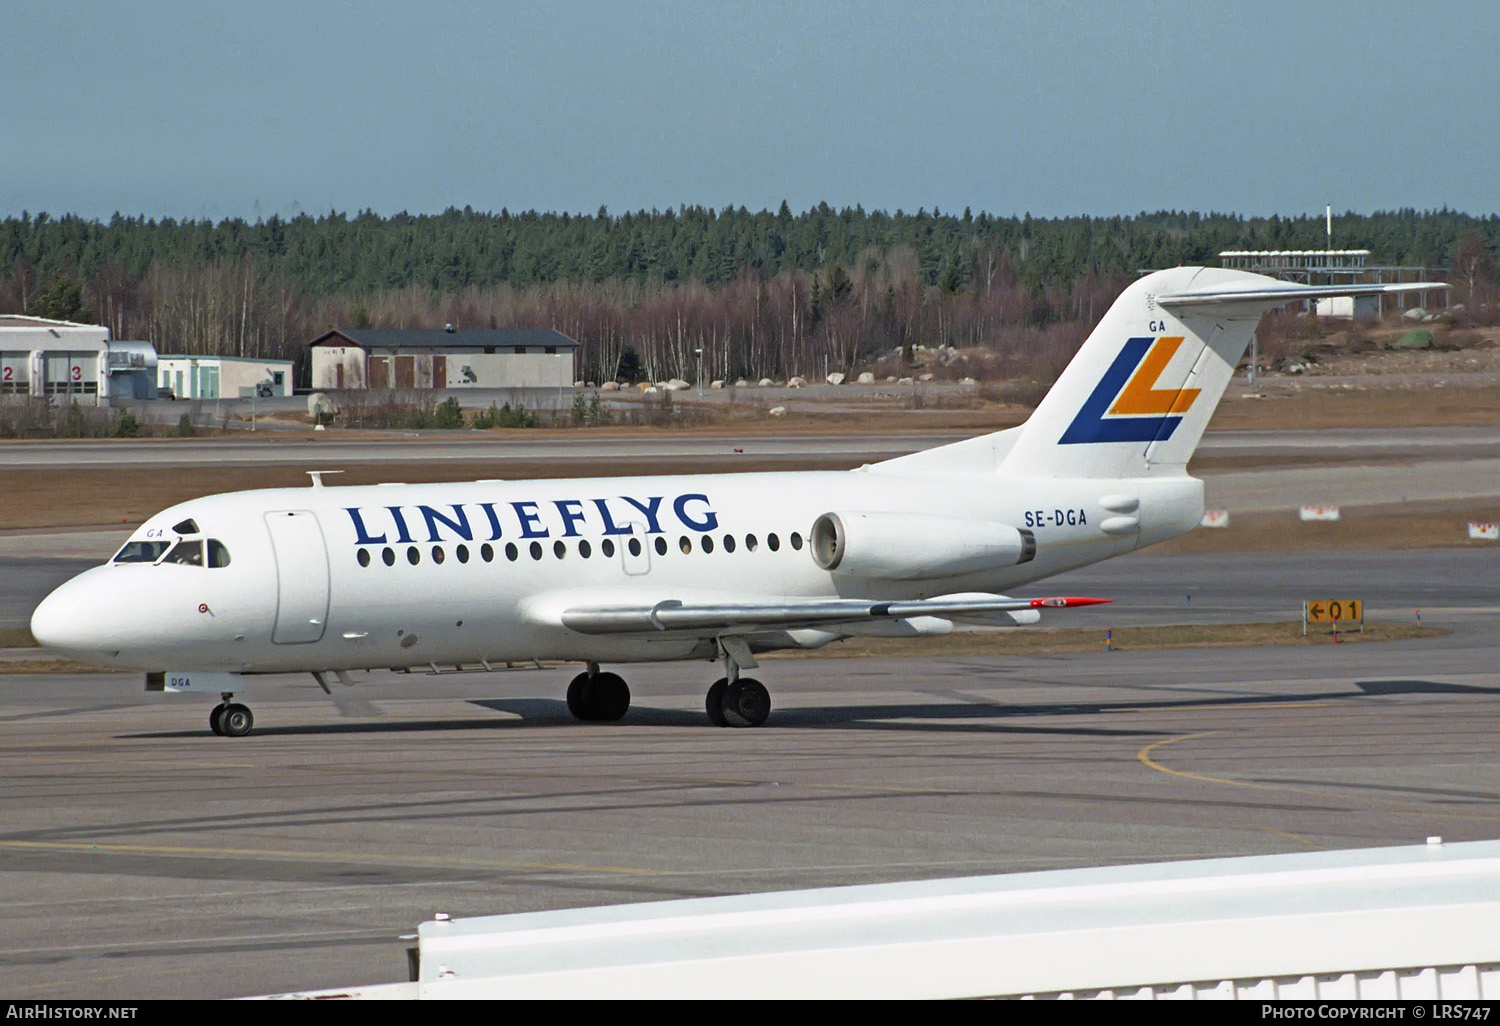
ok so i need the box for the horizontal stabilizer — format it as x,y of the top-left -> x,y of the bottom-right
1156,280 -> 1446,310
559,594 -> 1109,635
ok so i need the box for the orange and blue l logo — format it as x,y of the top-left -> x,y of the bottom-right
1059,336 -> 1202,444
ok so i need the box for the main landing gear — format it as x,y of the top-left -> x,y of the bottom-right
706,677 -> 770,728
566,650 -> 773,728
708,637 -> 771,727
209,694 -> 254,737
566,664 -> 631,722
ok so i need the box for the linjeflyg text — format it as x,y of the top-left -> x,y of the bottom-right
344,494 -> 719,546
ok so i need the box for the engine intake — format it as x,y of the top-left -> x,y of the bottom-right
810,512 -> 1035,580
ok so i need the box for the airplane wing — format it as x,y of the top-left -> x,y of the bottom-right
556,594 -> 1109,635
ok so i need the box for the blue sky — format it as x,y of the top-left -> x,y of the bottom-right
3,0 -> 1496,221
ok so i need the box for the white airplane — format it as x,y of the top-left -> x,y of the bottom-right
30,267 -> 1441,736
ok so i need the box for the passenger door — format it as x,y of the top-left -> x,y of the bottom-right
265,510 -> 330,643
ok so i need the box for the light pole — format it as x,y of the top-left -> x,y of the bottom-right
695,348 -> 703,396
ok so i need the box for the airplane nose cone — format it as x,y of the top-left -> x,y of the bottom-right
30,577 -> 95,653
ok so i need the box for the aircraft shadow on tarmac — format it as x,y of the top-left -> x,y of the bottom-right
122,679 -> 1500,739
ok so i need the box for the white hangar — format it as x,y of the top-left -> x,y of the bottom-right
0,315 -> 157,404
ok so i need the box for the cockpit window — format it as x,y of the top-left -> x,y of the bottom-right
161,540 -> 205,566
207,539 -> 231,568
113,540 -> 172,564
173,518 -> 200,534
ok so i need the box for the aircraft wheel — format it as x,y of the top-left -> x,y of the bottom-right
219,703 -> 254,737
587,672 -> 631,721
209,703 -> 227,736
566,672 -> 591,721
705,678 -> 728,727
721,678 -> 770,728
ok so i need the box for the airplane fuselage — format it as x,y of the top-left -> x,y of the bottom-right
33,467 -> 1202,674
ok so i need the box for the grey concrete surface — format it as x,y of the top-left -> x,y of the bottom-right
4,425 -> 1500,469
0,433 -> 955,468
1206,458 -> 1500,511
1,622 -> 1497,999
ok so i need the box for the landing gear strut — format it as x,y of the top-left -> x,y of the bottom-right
566,663 -> 631,722
706,639 -> 772,728
209,694 -> 254,737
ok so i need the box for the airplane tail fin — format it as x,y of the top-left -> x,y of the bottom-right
993,267 -> 1445,479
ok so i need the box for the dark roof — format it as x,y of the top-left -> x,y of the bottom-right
310,328 -> 578,350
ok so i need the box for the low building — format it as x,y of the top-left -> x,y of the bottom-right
0,315 -> 155,405
156,355 -> 294,400
309,327 -> 577,391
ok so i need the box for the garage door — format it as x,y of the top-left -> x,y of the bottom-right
0,351 -> 27,394
42,352 -> 97,395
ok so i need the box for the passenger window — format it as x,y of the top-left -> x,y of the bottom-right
627,538 -> 641,557
654,537 -> 668,556
456,544 -> 470,563
701,535 -> 714,554
357,548 -> 371,567
553,540 -> 567,559
768,533 -> 781,552
481,543 -> 494,562
579,540 -> 592,558
745,534 -> 758,552
162,540 -> 204,566
530,541 -> 543,560
506,543 -> 519,561
207,540 -> 231,567
601,539 -> 615,558
113,540 -> 172,564
722,534 -> 735,553
432,545 -> 446,564
679,535 -> 692,554
407,546 -> 420,565
790,532 -> 803,551
382,547 -> 396,566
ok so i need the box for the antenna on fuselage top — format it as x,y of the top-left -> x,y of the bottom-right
307,471 -> 344,488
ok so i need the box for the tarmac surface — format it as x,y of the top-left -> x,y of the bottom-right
2,424 -> 1498,998
2,622 -> 1498,999
3,424 -> 1499,468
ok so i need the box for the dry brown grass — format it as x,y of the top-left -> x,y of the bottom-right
1155,502 -> 1500,555
768,621 -> 1441,660
0,657 -> 126,675
1208,384 -> 1500,431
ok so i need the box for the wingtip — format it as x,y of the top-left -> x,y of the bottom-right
1030,596 -> 1113,608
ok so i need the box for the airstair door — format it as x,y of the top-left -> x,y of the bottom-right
265,510 -> 330,644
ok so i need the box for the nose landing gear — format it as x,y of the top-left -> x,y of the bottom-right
209,694 -> 254,737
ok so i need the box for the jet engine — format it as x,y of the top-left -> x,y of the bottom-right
809,512 -> 1036,580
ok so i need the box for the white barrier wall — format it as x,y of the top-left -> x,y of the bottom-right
275,840 -> 1500,1000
